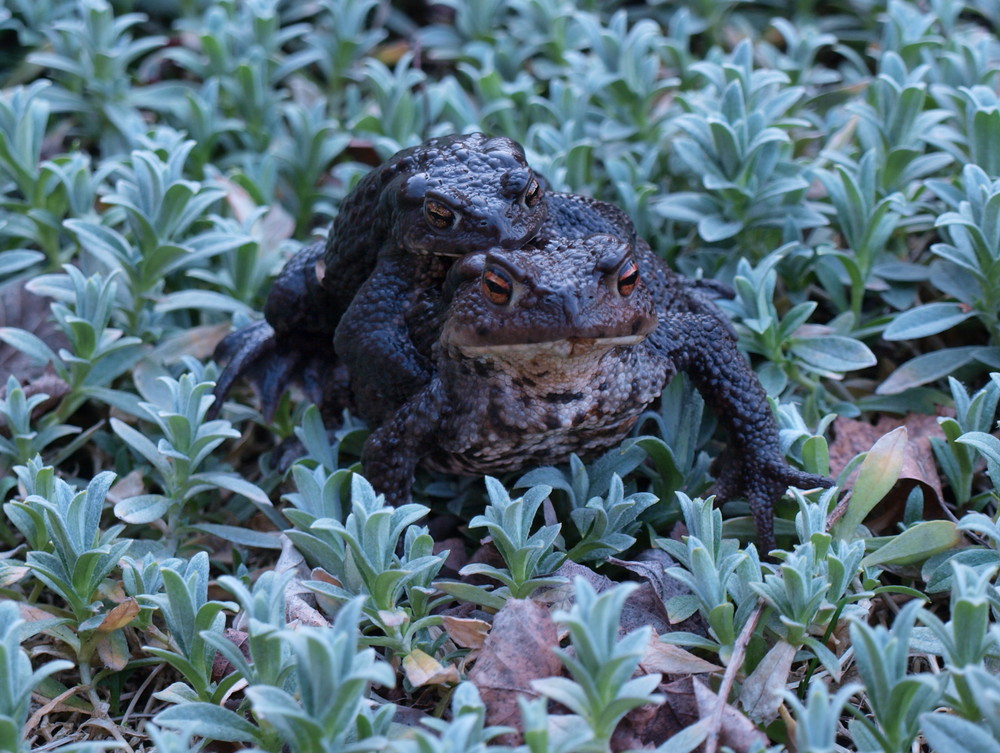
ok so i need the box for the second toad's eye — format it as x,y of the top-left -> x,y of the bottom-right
482,268 -> 512,305
522,176 -> 542,207
424,199 -> 457,229
617,259 -> 640,296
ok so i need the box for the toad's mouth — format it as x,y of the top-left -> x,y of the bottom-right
451,334 -> 647,359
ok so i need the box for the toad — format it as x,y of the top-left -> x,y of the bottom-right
212,133 -> 636,417
361,233 -> 831,551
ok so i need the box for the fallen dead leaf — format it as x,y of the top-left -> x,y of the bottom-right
96,598 -> 140,632
107,470 -> 146,506
693,677 -> 770,752
612,677 -> 700,750
442,615 -> 491,649
0,279 -> 68,384
738,639 -> 797,723
403,648 -> 461,687
641,632 -> 723,676
468,598 -> 561,741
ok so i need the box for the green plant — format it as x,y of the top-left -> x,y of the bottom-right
882,165 -> 1000,392
111,373 -> 271,535
156,597 -> 395,753
655,40 -> 825,260
783,681 -> 863,753
206,570 -> 296,691
564,474 -> 657,562
815,151 -> 904,324
920,666 -> 1000,752
0,265 -> 144,420
532,578 -> 663,751
847,600 -> 941,752
393,682 -> 510,753
28,0 -> 172,152
930,375 -> 1000,508
721,248 -> 876,402
917,562 -> 1000,719
656,494 -> 762,664
461,477 -> 567,603
0,375 -> 80,467
0,601 -> 73,753
304,475 -> 448,656
141,552 -> 237,705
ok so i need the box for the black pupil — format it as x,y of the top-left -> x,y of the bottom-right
485,272 -> 509,299
620,265 -> 638,288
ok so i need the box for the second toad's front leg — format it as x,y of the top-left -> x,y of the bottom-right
333,253 -> 441,420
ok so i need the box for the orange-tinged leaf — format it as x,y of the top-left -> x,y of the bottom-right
641,634 -> 722,675
97,598 -> 139,632
0,565 -> 30,588
443,615 -> 491,649
403,649 -> 460,687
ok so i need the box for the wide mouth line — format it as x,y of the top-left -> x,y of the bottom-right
454,334 -> 647,355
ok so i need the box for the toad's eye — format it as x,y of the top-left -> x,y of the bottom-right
424,199 -> 456,229
617,259 -> 640,296
482,268 -> 512,305
522,176 -> 542,208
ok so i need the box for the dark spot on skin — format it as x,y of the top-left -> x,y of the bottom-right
545,391 -> 584,404
477,326 -> 489,337
545,414 -> 562,430
487,401 -> 503,426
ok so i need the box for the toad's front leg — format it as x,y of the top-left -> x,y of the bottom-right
361,379 -> 448,506
657,313 -> 832,553
333,253 -> 441,418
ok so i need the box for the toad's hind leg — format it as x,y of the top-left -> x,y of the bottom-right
210,241 -> 342,420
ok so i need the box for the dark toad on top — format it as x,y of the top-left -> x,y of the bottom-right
213,132 -> 635,417
362,233 -> 830,552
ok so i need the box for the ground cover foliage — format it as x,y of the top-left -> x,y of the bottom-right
1,0 -> 1000,750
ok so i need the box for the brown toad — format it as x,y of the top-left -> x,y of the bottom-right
361,233 -> 831,551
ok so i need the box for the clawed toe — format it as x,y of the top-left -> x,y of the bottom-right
210,320 -> 277,418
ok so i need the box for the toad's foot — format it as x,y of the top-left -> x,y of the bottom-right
712,454 -> 833,553
210,320 -> 344,422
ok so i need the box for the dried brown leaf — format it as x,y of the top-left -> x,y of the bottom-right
96,598 -> 140,633
107,470 -> 145,505
402,648 -> 460,687
0,280 -> 67,383
693,677 -> 770,753
442,615 -> 491,649
468,598 -> 561,740
641,633 -> 723,676
738,639 -> 797,723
